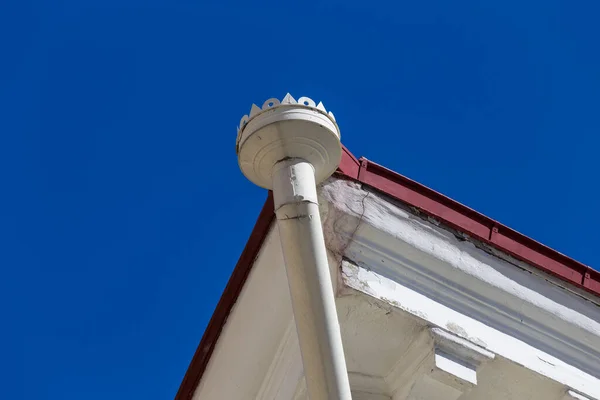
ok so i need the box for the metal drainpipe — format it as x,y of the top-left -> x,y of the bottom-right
236,94 -> 352,400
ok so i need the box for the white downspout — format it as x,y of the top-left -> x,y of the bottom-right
236,94 -> 352,400
273,159 -> 352,400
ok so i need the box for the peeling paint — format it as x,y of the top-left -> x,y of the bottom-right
322,178 -> 600,395
446,322 -> 488,348
340,261 -> 600,399
380,297 -> 400,308
446,322 -> 469,338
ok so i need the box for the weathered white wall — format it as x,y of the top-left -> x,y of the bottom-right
320,178 -> 600,399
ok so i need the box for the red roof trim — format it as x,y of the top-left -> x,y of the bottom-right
174,146 -> 598,400
357,158 -> 493,239
352,157 -> 598,295
174,192 -> 275,400
337,144 -> 361,177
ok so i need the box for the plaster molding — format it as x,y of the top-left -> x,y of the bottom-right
384,327 -> 493,400
320,179 -> 600,397
343,226 -> 600,382
255,319 -> 303,400
341,261 -> 600,400
384,328 -> 433,397
431,327 -> 495,367
348,372 -> 391,400
431,327 -> 494,389
564,390 -> 596,400
292,379 -> 307,400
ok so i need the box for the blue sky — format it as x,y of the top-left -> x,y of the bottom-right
1,1 -> 599,399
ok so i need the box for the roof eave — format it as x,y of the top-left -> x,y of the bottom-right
174,144 -> 599,400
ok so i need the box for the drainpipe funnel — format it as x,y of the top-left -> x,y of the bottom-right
236,94 -> 351,400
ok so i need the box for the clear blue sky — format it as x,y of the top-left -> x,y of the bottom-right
1,1 -> 598,398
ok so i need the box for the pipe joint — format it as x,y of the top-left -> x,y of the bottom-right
272,159 -> 319,212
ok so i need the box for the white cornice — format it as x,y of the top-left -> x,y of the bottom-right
383,327 -> 494,400
320,178 -> 600,399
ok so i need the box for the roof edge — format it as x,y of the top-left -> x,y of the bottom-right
351,156 -> 598,295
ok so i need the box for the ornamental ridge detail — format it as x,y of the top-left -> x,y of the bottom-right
237,93 -> 336,135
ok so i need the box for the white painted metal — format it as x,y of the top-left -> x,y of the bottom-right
236,93 -> 341,190
273,159 -> 351,400
236,95 -> 351,400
